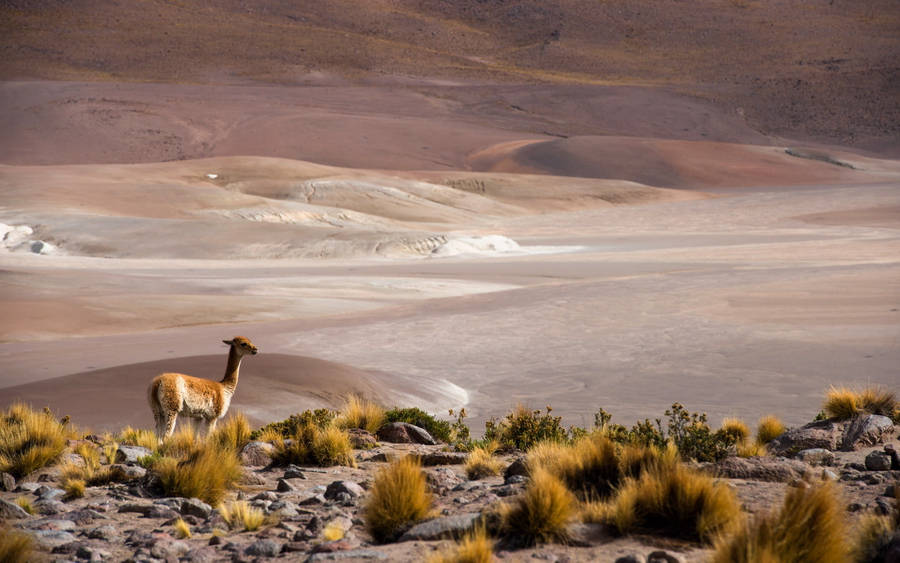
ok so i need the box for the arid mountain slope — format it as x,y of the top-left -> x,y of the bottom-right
2,0 -> 898,153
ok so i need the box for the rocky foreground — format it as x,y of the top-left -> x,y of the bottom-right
1,417 -> 898,563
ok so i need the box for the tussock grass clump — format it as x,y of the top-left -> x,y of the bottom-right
612,463 -> 742,544
219,500 -> 266,531
858,387 -> 898,418
254,427 -> 283,443
852,513 -> 895,563
159,425 -> 203,458
465,442 -> 503,480
173,518 -> 192,539
500,467 -> 575,545
337,395 -> 385,434
0,526 -> 33,563
14,497 -> 33,515
271,422 -> 355,467
63,478 -> 86,500
427,526 -> 494,563
719,418 -> 751,443
824,386 -> 860,420
118,426 -> 159,451
155,442 -> 242,505
756,415 -> 786,445
712,481 -> 848,563
736,441 -> 767,458
210,412 -> 252,452
0,403 -> 70,478
365,456 -> 433,543
250,409 -> 337,440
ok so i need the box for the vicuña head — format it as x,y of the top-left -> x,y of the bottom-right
148,336 -> 259,439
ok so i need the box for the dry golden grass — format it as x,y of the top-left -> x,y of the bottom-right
159,425 -> 203,458
501,467 -> 575,545
823,386 -> 860,420
465,443 -> 503,480
337,395 -> 386,434
173,517 -> 192,539
219,500 -> 266,532
211,413 -> 252,452
736,441 -> 767,458
579,499 -> 612,524
858,387 -> 898,417
720,418 -> 751,443
426,526 -> 494,563
63,478 -> 86,500
255,427 -> 282,443
712,480 -> 849,562
755,415 -> 786,445
0,403 -> 69,478
272,421 -> 356,467
0,526 -> 33,563
611,463 -> 742,544
526,440 -> 572,475
13,497 -> 33,515
155,442 -> 242,505
852,513 -> 895,563
365,456 -> 433,543
118,426 -> 159,451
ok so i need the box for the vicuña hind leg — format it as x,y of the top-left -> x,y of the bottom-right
162,413 -> 178,439
206,418 -> 218,436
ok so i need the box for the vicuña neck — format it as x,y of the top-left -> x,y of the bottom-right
221,346 -> 242,392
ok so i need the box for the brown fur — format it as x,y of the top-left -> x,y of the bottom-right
148,336 -> 258,438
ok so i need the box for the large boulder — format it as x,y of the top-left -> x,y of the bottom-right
712,456 -> 809,482
376,422 -> 437,445
398,513 -> 480,542
240,441 -> 274,466
115,445 -> 153,465
768,420 -> 847,455
866,451 -> 893,471
842,415 -> 895,451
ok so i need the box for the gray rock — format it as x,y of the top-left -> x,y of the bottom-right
866,451 -> 893,471
885,443 -> 900,470
505,474 -> 528,485
504,458 -> 529,482
348,429 -> 377,450
398,513 -> 480,541
268,500 -> 301,519
184,546 -> 221,562
277,478 -> 297,492
27,518 -> 76,531
307,548 -> 389,560
713,456 -> 808,482
87,524 -> 121,541
76,544 -> 111,562
299,493 -> 327,506
108,463 -> 147,481
567,522 -> 611,547
284,465 -> 307,479
240,441 -> 275,466
647,551 -> 685,563
181,498 -> 213,519
32,499 -> 66,515
245,539 -> 283,557
325,480 -> 365,500
239,469 -> 268,486
0,472 -> 15,491
15,481 -> 41,493
149,537 -> 190,559
115,445 -> 153,465
768,419 -> 847,455
376,422 -> 437,445
35,485 -> 66,500
31,529 -> 76,549
821,469 -> 839,481
615,556 -> 642,563
426,467 -> 464,494
417,451 -> 468,466
253,491 -> 279,501
795,448 -> 835,466
842,415 -> 895,451
0,498 -> 30,519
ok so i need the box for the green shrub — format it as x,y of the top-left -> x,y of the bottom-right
484,405 -> 572,451
249,409 -> 337,440
384,407 -> 452,443
365,456 -> 432,542
712,481 -> 849,562
0,403 -> 69,478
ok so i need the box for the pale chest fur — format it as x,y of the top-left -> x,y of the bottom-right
178,379 -> 232,420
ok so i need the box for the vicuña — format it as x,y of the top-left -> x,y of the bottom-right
148,336 -> 258,438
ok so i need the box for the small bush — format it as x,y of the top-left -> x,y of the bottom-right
0,403 -> 69,478
427,526 -> 493,563
0,527 -> 33,563
485,405 -> 571,452
465,443 -> 503,480
719,418 -> 751,443
271,422 -> 355,467
712,480 -> 848,562
219,500 -> 266,531
384,407 -> 452,443
155,442 -> 242,505
756,415 -> 785,444
611,463 -> 742,544
118,426 -> 159,451
250,409 -> 337,440
14,497 -> 33,515
500,467 -> 575,545
210,413 -> 251,452
365,456 -> 433,543
824,386 -> 860,420
173,518 -> 192,539
337,395 -> 385,434
63,478 -> 86,500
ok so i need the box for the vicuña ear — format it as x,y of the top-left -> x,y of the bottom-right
223,339 -> 233,345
